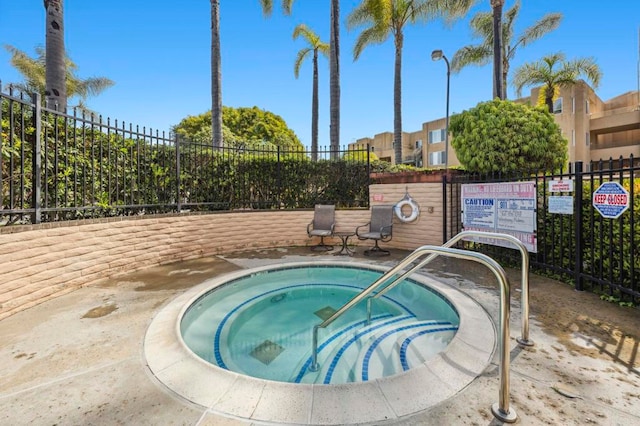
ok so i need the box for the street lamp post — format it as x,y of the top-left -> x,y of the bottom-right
431,49 -> 450,170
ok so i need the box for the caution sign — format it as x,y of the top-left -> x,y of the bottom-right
592,182 -> 630,219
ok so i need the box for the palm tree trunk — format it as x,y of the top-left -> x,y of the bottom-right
491,0 -> 504,100
329,0 -> 340,158
312,50 -> 319,161
545,86 -> 554,113
44,0 -> 67,111
502,57 -> 509,99
211,0 -> 223,148
393,33 -> 403,165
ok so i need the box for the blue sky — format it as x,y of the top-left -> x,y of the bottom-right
1,1 -> 638,148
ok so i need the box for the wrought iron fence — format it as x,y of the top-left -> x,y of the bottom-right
444,158 -> 639,303
1,86 -> 370,225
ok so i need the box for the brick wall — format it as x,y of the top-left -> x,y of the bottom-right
369,183 -> 444,249
0,183 -> 444,320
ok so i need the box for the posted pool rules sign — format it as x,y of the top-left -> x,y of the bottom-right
592,182 -> 630,219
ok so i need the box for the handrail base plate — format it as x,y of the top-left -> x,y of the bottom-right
491,403 -> 517,423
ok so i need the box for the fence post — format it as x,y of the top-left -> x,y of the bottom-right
175,135 -> 181,213
366,143 -> 371,178
277,145 -> 282,208
442,173 -> 448,244
573,161 -> 584,291
32,92 -> 42,224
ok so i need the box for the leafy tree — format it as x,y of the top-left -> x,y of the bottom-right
451,0 -> 561,99
449,99 -> 567,173
259,0 -> 341,154
513,52 -> 602,113
4,45 -> 114,112
347,0 -> 474,165
173,106 -> 303,149
44,0 -> 66,110
210,0 -> 223,148
343,149 -> 378,162
293,24 -> 329,161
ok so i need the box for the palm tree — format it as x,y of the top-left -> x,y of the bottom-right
512,52 -> 602,113
451,0 -> 561,99
329,0 -> 340,157
44,0 -> 67,111
260,0 -> 341,156
490,0 -> 504,99
4,45 -> 113,112
211,0 -> 223,148
293,24 -> 329,161
347,0 -> 474,164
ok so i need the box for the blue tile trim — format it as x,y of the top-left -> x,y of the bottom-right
211,282 -> 412,370
398,327 -> 458,372
292,313 -> 394,383
320,315 -> 416,384
193,264 -> 456,375
361,322 -> 458,381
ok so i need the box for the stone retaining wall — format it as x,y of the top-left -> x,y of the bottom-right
0,183 -> 444,320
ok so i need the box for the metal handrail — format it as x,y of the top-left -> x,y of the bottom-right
366,230 -> 533,346
309,245 -> 517,422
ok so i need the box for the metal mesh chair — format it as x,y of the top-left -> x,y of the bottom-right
356,205 -> 394,256
307,204 -> 336,251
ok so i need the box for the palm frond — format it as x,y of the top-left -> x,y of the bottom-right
4,44 -> 114,106
347,0 -> 389,29
450,44 -> 491,73
293,48 -> 311,78
516,12 -> 562,49
293,24 -> 318,44
512,62 -> 546,97
511,52 -> 602,98
258,0 -> 273,16
564,57 -> 602,88
4,45 -> 46,93
502,0 -> 520,47
80,77 -> 115,97
421,0 -> 476,25
282,0 -> 295,15
318,43 -> 330,57
352,25 -> 389,60
469,11 -> 493,41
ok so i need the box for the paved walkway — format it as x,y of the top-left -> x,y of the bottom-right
0,247 -> 638,425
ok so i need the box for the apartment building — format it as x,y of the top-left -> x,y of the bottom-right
351,82 -> 640,170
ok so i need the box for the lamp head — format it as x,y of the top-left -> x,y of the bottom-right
431,49 -> 443,61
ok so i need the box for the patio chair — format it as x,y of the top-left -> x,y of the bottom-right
307,204 -> 336,251
356,205 -> 394,256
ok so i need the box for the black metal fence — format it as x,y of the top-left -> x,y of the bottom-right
444,158 -> 639,303
1,86 -> 371,225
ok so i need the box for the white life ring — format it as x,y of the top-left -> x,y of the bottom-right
394,199 -> 420,223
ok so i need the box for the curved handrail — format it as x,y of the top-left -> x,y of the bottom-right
367,231 -> 532,346
309,245 -> 518,422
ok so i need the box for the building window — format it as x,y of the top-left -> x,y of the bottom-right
428,129 -> 445,144
586,132 -> 590,146
571,97 -> 575,114
572,130 -> 575,146
553,97 -> 563,114
415,140 -> 423,149
370,146 -> 375,152
585,100 -> 590,114
429,151 -> 445,166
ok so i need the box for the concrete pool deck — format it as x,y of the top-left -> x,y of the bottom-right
0,247 -> 638,425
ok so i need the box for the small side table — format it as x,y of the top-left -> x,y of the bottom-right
333,231 -> 356,256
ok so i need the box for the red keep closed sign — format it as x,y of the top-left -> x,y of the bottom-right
592,182 -> 630,219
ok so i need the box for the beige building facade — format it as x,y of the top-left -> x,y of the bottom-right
351,82 -> 640,170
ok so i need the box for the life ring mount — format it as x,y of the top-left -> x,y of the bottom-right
394,198 -> 420,223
